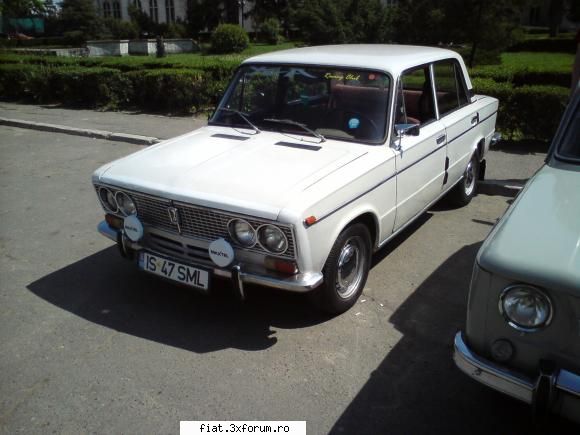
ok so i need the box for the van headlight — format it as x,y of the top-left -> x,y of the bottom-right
499,285 -> 553,331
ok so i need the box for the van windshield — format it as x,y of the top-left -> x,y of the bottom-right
210,65 -> 391,144
557,99 -> 580,162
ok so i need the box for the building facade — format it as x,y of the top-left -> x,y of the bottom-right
94,0 -> 188,24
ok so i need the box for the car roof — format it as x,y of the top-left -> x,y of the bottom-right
243,44 -> 466,78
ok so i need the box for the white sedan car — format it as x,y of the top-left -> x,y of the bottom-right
93,45 -> 499,313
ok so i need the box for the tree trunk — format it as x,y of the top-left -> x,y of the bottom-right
469,0 -> 484,68
548,0 -> 564,37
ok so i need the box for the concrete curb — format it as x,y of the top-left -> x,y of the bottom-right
479,180 -> 524,197
0,117 -> 160,145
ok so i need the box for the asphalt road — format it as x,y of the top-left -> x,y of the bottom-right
0,126 -> 576,435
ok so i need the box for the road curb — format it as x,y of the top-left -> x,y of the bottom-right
479,180 -> 523,197
0,117 -> 160,145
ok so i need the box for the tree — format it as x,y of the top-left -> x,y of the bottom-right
393,0 -> 526,67
186,0 -> 225,35
247,0 -> 292,35
0,0 -> 45,17
59,0 -> 101,39
291,0 -> 392,45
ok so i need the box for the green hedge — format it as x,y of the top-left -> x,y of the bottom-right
470,64 -> 571,88
508,36 -> 576,53
0,53 -> 570,133
472,77 -> 569,140
0,63 -> 228,113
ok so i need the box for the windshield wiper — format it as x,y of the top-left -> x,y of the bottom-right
215,108 -> 261,134
262,118 -> 326,143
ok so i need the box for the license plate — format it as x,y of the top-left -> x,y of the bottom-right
139,252 -> 210,290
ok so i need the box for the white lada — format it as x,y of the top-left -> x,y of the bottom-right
93,45 -> 499,314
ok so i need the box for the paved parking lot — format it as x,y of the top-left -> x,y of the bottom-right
0,125 -> 576,434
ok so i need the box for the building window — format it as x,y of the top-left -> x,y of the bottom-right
149,0 -> 159,23
113,0 -> 121,18
103,1 -> 112,17
133,0 -> 142,10
166,0 -> 175,23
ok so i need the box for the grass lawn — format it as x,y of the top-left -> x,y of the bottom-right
500,51 -> 574,70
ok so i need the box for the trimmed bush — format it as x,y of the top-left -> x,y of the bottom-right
210,24 -> 249,54
259,18 -> 283,45
127,69 -> 204,113
472,78 -> 569,140
470,65 -> 571,88
508,36 -> 576,53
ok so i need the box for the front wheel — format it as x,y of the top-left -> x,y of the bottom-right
310,223 -> 371,314
447,155 -> 479,207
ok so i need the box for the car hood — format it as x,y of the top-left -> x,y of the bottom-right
478,162 -> 580,296
94,126 -> 367,221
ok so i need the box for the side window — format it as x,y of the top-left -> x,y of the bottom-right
433,60 -> 469,117
395,66 -> 436,128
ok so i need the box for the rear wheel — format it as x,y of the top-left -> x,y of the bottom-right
448,155 -> 479,207
310,223 -> 371,314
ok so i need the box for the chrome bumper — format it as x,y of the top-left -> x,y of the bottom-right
97,221 -> 323,294
454,331 -> 580,420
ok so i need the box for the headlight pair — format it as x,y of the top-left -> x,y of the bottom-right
98,187 -> 137,216
228,218 -> 288,254
499,284 -> 553,331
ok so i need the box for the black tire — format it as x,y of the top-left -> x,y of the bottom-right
447,154 -> 479,207
309,223 -> 372,314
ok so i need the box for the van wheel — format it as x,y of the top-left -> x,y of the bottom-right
448,155 -> 479,207
310,223 -> 371,314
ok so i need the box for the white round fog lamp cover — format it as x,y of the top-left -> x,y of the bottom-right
124,214 -> 144,242
209,238 -> 235,267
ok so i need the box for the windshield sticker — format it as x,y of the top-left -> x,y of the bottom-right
324,72 -> 361,81
348,118 -> 360,129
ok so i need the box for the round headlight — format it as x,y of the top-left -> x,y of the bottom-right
499,285 -> 553,331
258,225 -> 288,254
115,191 -> 137,216
99,187 -> 118,213
228,219 -> 256,247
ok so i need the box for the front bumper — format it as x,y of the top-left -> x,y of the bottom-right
98,221 -> 323,295
454,331 -> 580,422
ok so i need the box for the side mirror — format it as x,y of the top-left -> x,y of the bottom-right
395,123 -> 420,137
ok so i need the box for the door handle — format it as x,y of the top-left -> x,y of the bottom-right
436,134 -> 446,145
471,113 -> 479,125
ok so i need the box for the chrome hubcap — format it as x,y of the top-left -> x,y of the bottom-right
336,236 -> 365,299
464,160 -> 475,196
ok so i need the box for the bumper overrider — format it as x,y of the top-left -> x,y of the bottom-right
454,331 -> 580,422
98,221 -> 323,298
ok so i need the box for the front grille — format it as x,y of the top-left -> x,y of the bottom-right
145,230 -> 213,266
96,186 -> 296,259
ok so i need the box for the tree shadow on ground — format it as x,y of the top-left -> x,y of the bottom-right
27,246 -> 332,354
331,242 -> 577,435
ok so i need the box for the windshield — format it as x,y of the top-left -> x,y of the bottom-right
556,97 -> 580,163
211,65 -> 391,143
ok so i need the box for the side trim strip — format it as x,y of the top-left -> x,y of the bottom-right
398,142 -> 446,175
312,172 -> 397,225
307,111 -> 497,228
447,110 -> 497,145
